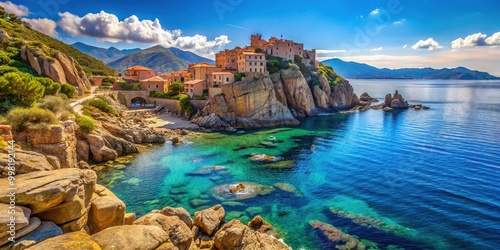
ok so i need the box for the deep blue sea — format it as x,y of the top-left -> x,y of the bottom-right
99,80 -> 500,250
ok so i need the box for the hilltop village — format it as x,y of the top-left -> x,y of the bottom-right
110,34 -> 316,102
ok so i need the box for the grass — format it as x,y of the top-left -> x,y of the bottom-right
5,107 -> 59,132
75,114 -> 97,133
82,98 -> 118,116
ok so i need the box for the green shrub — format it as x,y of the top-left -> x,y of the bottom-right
169,82 -> 184,95
102,82 -> 113,86
195,94 -> 207,100
6,107 -> 58,131
37,95 -> 71,114
83,98 -> 117,115
0,65 -> 19,75
0,51 -> 10,65
179,94 -> 195,116
235,72 -> 246,82
0,138 -> 7,148
0,72 -> 44,107
36,77 -> 61,95
75,114 -> 96,133
60,84 -> 76,98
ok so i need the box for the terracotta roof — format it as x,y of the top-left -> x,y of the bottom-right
183,79 -> 205,85
212,72 -> 233,75
140,76 -> 167,82
239,52 -> 265,56
126,65 -> 154,71
189,62 -> 217,68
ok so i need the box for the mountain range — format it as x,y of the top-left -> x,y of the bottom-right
71,42 -> 141,64
71,43 -> 214,73
321,58 -> 500,80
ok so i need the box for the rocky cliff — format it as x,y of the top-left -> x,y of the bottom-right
193,62 -> 360,129
20,46 -> 91,95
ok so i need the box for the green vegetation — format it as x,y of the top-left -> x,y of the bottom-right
253,47 -> 263,53
235,72 -> 246,82
0,7 -> 117,76
119,81 -> 141,90
0,71 -> 45,109
60,84 -> 76,98
317,64 -> 345,88
82,98 -> 117,116
5,107 -> 58,131
75,114 -> 96,133
37,95 -> 73,121
101,76 -> 116,87
149,81 -> 183,99
0,138 -> 7,148
169,82 -> 184,95
195,94 -> 207,100
266,55 -> 291,74
179,94 -> 195,116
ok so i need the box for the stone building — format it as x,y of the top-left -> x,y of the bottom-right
250,34 -> 316,66
237,52 -> 266,73
123,65 -> 155,82
139,76 -> 169,92
215,47 -> 254,71
212,72 -> 235,86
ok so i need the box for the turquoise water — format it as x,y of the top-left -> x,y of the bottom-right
98,80 -> 500,250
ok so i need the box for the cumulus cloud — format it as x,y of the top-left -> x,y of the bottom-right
451,32 -> 500,49
0,1 -> 30,16
370,9 -> 380,15
370,47 -> 383,51
57,11 -> 230,56
22,18 -> 57,36
411,38 -> 442,50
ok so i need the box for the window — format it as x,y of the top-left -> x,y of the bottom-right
249,62 -> 252,65
290,49 -> 292,52
260,62 -> 263,66
156,84 -> 158,88
254,56 -> 257,59
250,68 -> 252,72
148,84 -> 150,88
248,56 -> 251,59
219,76 -> 222,80
226,77 -> 229,82
260,56 -> 262,59
260,68 -> 263,72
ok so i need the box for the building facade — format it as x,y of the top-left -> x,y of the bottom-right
237,52 -> 266,73
124,66 -> 155,82
139,76 -> 169,92
215,47 -> 254,71
250,34 -> 316,65
212,72 -> 235,86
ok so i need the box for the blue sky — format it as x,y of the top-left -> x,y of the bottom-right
2,0 -> 500,75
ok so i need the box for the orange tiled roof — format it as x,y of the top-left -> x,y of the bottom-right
140,76 -> 167,82
126,65 -> 154,71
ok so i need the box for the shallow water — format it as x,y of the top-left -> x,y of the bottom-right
98,79 -> 500,250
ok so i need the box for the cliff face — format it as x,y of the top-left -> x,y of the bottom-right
194,62 -> 360,129
195,75 -> 299,128
20,46 -> 91,95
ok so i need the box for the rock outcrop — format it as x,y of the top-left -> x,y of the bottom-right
280,65 -> 317,116
194,204 -> 225,236
194,74 -> 299,128
134,213 -> 194,249
91,225 -> 169,250
87,184 -> 126,234
20,46 -> 91,95
214,220 -> 291,250
0,148 -> 54,177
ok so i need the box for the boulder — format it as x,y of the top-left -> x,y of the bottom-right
76,140 -> 90,162
281,65 -> 316,116
124,213 -> 136,225
90,225 -> 169,250
0,169 -> 96,216
0,204 -> 30,238
214,220 -> 291,250
0,217 -> 40,247
313,85 -> 330,109
0,28 -> 10,44
85,134 -> 118,162
9,221 -> 63,247
192,226 -> 213,249
194,205 -> 225,236
26,231 -> 100,250
87,184 -> 126,234
0,148 -> 54,176
159,206 -> 193,228
0,125 -> 13,141
134,213 -> 193,250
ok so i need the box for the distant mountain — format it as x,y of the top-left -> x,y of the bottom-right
322,58 -> 500,80
107,45 -> 214,73
71,42 -> 141,64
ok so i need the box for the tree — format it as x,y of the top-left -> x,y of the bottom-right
36,77 -> 61,95
0,72 -> 44,107
169,81 -> 184,95
60,83 -> 76,98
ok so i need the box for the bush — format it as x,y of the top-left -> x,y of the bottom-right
0,72 -> 44,107
0,51 -> 10,65
75,114 -> 96,133
37,95 -> 71,114
102,82 -> 113,87
0,138 -> 7,148
6,107 -> 58,131
169,82 -> 184,95
195,94 -> 207,100
60,84 -> 76,98
83,98 -> 117,115
179,94 -> 195,116
235,72 -> 246,82
119,81 -> 141,90
36,77 -> 61,95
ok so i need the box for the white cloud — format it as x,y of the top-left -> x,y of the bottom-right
57,11 -> 231,56
403,44 -> 408,49
411,38 -> 442,50
393,19 -> 406,25
370,47 -> 383,51
316,49 -> 347,54
451,32 -> 500,49
22,18 -> 57,36
0,1 -> 30,16
370,9 -> 380,15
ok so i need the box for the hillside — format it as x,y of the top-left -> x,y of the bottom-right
0,15 -> 116,76
107,45 -> 214,73
71,42 -> 141,63
322,58 -> 500,80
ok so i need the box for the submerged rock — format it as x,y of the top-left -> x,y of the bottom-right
250,154 -> 282,162
213,182 -> 275,201
310,220 -> 367,249
274,183 -> 303,197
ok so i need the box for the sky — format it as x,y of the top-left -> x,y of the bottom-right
2,0 -> 500,75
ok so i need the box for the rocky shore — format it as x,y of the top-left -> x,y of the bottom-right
0,168 -> 290,249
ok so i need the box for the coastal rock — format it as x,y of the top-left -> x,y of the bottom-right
193,226 -> 214,249
213,182 -> 275,201
134,213 -> 193,249
281,65 -> 317,116
0,125 -> 13,141
0,204 -> 31,238
9,221 -> 63,248
26,231 -> 100,250
0,169 -> 96,216
0,148 -> 54,176
329,80 -> 359,110
214,220 -> 291,250
76,140 -> 90,163
382,90 -> 410,109
192,113 -> 229,129
26,121 -> 78,169
87,185 -> 126,234
85,134 -> 119,162
197,75 -> 299,128
359,92 -> 379,102
90,225 -> 169,250
124,213 -> 136,225
313,85 -> 330,109
194,204 -> 225,236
